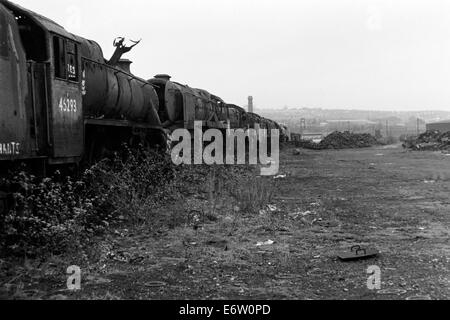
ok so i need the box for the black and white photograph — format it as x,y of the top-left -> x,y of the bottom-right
0,0 -> 449,305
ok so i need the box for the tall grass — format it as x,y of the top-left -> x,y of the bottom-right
229,176 -> 276,214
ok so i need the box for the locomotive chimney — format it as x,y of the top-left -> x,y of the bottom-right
248,96 -> 254,113
117,59 -> 132,73
154,74 -> 172,81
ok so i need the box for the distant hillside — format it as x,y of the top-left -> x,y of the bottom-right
257,107 -> 450,136
257,108 -> 450,124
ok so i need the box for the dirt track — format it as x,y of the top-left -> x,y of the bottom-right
2,144 -> 449,300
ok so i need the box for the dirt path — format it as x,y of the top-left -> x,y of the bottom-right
2,145 -> 449,300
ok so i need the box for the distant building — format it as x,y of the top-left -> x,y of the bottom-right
248,96 -> 254,113
426,120 -> 450,133
325,120 -> 377,125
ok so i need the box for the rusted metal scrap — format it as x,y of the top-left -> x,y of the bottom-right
337,245 -> 379,261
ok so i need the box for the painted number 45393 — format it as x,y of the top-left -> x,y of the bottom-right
59,96 -> 77,113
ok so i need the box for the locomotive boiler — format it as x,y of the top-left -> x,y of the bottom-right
80,38 -> 161,126
149,75 -> 243,132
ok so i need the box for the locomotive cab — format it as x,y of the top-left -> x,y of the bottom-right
1,1 -> 84,166
0,1 -> 30,164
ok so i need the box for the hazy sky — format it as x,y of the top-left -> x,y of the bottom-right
11,0 -> 450,110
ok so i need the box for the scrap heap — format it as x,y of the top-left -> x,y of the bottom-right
403,130 -> 450,151
297,131 -> 379,150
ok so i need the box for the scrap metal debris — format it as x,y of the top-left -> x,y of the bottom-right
403,130 -> 450,151
144,281 -> 167,288
337,245 -> 379,261
259,204 -> 279,215
289,210 -> 317,219
377,288 -> 407,295
296,131 -> 379,150
256,240 -> 275,246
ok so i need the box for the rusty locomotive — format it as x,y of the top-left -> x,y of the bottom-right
0,0 -> 288,176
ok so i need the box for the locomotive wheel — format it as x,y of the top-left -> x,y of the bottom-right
87,138 -> 97,165
86,135 -> 111,165
0,191 -> 7,215
128,135 -> 142,150
128,134 -> 152,153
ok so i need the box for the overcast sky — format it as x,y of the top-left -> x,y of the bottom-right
12,0 -> 450,111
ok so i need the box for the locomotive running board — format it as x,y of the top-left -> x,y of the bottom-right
85,119 -> 163,130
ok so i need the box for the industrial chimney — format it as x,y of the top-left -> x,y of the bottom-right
248,96 -> 254,113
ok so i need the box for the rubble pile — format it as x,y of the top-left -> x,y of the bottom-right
403,130 -> 450,151
296,131 -> 379,150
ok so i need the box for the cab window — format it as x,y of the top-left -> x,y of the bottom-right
0,11 -> 9,58
53,36 -> 78,81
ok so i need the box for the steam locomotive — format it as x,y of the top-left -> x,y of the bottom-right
0,0 -> 289,175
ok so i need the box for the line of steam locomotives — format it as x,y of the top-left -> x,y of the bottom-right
0,0 -> 290,172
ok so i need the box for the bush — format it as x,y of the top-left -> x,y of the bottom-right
0,145 -> 262,258
82,147 -> 178,225
0,172 -> 99,257
0,147 -> 179,257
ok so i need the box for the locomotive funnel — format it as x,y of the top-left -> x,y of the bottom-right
117,59 -> 132,73
154,74 -> 172,81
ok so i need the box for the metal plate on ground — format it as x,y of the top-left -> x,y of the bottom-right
275,273 -> 303,280
144,281 -> 167,288
337,245 -> 379,261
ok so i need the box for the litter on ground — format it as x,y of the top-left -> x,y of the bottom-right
256,240 -> 275,246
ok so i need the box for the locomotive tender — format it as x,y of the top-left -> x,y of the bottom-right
0,0 -> 287,173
